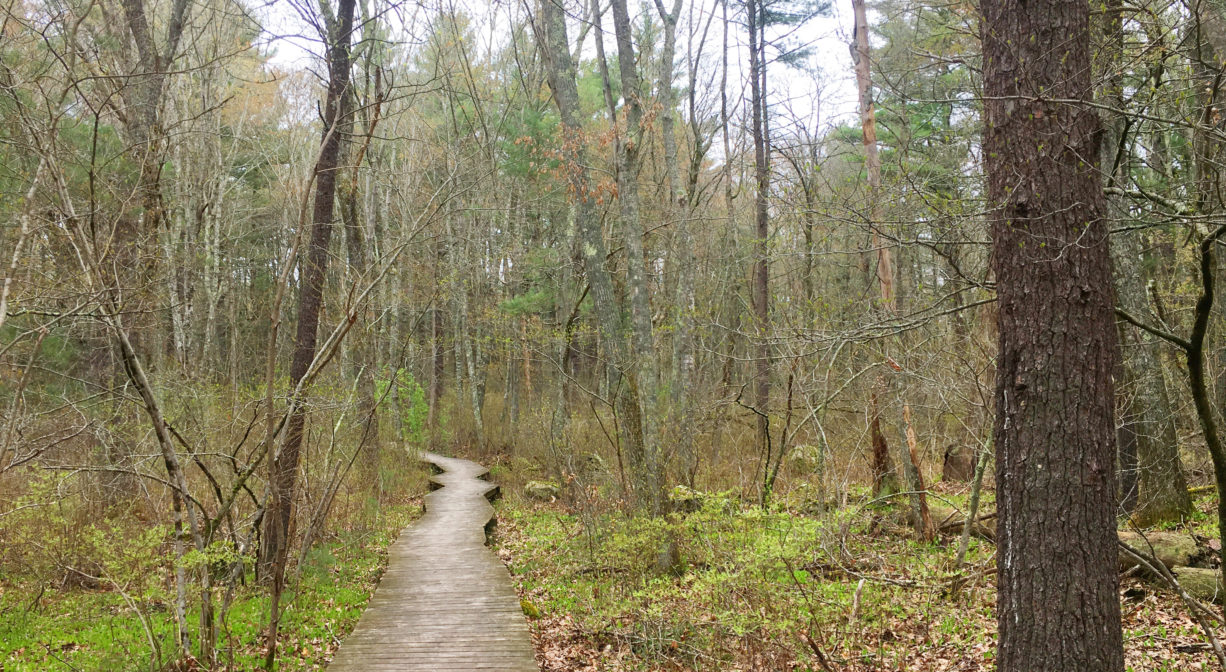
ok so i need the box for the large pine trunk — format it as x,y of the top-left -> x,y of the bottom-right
981,0 -> 1124,667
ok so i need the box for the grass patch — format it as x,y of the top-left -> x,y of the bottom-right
0,500 -> 421,671
497,492 -> 998,671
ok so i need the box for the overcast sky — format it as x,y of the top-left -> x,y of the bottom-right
253,0 -> 862,138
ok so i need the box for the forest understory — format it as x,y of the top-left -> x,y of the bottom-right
5,435 -> 1222,672
484,449 -> 1226,672
5,0 -> 1226,668
0,456 -> 427,672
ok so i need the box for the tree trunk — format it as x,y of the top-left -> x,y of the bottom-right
429,287 -> 445,435
955,438 -> 990,565
869,386 -> 897,496
747,0 -> 772,503
655,0 -> 696,492
720,0 -> 733,216
1115,232 -> 1191,525
982,0 -> 1124,666
1098,0 -> 1190,525
851,0 -> 906,506
850,0 -> 894,312
261,0 -> 356,665
1185,228 -> 1226,621
901,404 -> 935,541
338,89 -> 379,467
534,0 -> 642,508
110,312 -> 211,661
548,211 -> 579,482
654,0 -> 684,207
609,0 -> 663,515
119,0 -> 190,238
467,331 -> 487,446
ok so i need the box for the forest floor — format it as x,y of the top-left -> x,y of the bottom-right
491,476 -> 1224,672
2,454 -> 1220,672
0,495 -> 423,672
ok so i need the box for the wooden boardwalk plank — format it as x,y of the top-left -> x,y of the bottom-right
327,452 -> 538,671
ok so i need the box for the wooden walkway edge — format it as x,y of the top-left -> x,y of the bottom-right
326,451 -> 538,671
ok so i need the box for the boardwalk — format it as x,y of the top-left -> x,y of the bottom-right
327,452 -> 538,671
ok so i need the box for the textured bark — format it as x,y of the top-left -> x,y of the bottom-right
1184,8 -> 1226,600
1098,2 -> 1139,509
548,226 -> 579,484
1114,231 -> 1191,525
1191,7 -> 1225,220
902,405 -> 935,541
654,0 -> 685,207
119,0 -> 190,237
851,0 -> 909,509
104,0 -> 193,381
982,0 -> 1124,667
466,330 -> 487,444
608,0 -> 652,367
1184,227 -> 1226,619
869,386 -> 897,496
541,0 -> 623,375
655,0 -> 696,484
429,278 -> 445,434
261,0 -> 355,571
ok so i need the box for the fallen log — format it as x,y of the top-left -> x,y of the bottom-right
928,503 -> 996,540
1117,531 -> 1202,571
1172,567 -> 1224,604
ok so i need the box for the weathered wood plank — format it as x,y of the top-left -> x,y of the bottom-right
327,452 -> 538,671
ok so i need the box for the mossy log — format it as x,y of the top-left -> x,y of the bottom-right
1171,567 -> 1224,604
1117,531 -> 1202,570
524,481 -> 560,501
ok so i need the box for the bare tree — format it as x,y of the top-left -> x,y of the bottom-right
261,0 -> 357,666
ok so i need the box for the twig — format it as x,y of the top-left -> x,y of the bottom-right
800,631 -> 840,672
1119,540 -> 1226,668
783,557 -> 840,672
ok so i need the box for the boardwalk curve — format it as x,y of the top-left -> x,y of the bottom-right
327,451 -> 538,671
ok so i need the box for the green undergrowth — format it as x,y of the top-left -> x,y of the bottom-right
1181,491 -> 1222,539
496,489 -> 1000,671
0,501 -> 421,672
497,480 -> 1222,671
